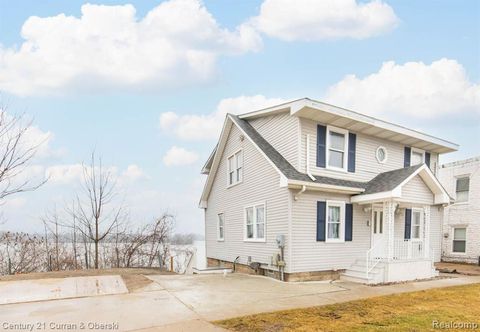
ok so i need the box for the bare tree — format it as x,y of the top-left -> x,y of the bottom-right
0,104 -> 47,203
70,152 -> 125,269
41,207 -> 61,271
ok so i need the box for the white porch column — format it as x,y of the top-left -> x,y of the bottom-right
383,201 -> 397,261
424,205 -> 431,259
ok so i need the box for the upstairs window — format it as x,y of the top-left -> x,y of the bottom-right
455,176 -> 470,203
327,127 -> 348,171
411,148 -> 424,166
227,150 -> 243,186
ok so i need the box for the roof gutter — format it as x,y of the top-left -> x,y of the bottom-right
287,179 -> 365,194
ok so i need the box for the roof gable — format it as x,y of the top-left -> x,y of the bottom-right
351,164 -> 450,204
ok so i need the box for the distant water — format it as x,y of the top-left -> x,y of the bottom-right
193,240 -> 206,269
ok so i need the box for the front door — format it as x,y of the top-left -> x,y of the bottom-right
371,208 -> 386,258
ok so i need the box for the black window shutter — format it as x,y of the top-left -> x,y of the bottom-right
348,133 -> 356,173
317,125 -> 326,168
316,201 -> 326,241
404,147 -> 411,168
404,208 -> 412,239
425,152 -> 431,167
345,203 -> 353,241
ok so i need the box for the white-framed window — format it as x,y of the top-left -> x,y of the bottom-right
410,148 -> 425,166
326,201 -> 345,242
326,126 -> 348,171
244,203 -> 266,242
217,213 -> 224,241
375,146 -> 388,164
411,208 -> 423,239
227,150 -> 243,187
455,176 -> 470,203
452,227 -> 466,253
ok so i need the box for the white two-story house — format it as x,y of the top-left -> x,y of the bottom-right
199,98 -> 457,284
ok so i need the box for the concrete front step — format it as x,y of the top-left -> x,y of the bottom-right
193,267 -> 232,274
344,268 -> 379,279
340,273 -> 372,284
352,259 -> 386,268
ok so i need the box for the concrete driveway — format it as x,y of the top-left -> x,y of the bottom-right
146,274 -> 346,321
1,272 -> 479,331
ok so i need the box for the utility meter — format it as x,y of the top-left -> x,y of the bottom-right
276,234 -> 285,248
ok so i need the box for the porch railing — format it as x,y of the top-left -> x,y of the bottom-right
393,239 -> 425,260
366,238 -> 384,280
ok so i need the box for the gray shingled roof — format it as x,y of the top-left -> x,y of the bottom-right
362,164 -> 423,194
229,115 -> 425,195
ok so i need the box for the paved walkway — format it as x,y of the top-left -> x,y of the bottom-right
0,272 -> 478,331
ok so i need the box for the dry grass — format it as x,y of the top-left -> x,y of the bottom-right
0,268 -> 173,292
215,283 -> 480,332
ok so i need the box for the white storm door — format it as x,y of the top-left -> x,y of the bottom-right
371,209 -> 386,258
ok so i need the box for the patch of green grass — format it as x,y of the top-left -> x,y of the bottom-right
215,283 -> 480,331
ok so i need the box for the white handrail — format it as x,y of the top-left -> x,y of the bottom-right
366,239 -> 384,280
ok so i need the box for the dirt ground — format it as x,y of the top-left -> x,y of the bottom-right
0,268 -> 173,292
435,262 -> 480,276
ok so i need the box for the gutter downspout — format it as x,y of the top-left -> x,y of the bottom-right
294,185 -> 306,201
306,134 -> 316,181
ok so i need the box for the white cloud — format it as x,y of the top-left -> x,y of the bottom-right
45,163 -> 147,185
45,164 -> 85,185
251,0 -> 399,41
159,95 -> 286,140
0,0 -> 262,96
0,109 -> 63,160
163,146 -> 199,166
121,164 -> 148,182
325,58 -> 480,119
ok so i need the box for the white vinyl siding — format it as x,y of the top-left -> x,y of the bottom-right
249,112 -> 300,170
291,191 -> 370,273
402,175 -> 434,205
429,206 -> 443,262
205,124 -> 290,271
300,118 -> 439,182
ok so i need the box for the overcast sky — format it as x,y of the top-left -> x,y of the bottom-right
0,0 -> 478,234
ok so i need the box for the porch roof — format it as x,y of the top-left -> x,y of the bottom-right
363,164 -> 423,194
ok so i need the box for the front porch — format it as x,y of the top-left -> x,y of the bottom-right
342,201 -> 438,284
